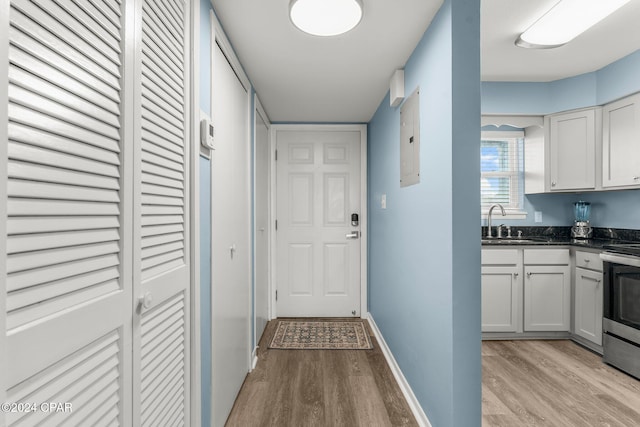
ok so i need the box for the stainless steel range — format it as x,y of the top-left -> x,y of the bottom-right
601,246 -> 640,379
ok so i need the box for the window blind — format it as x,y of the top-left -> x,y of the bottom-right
481,131 -> 524,211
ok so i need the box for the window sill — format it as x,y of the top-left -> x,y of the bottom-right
481,210 -> 528,221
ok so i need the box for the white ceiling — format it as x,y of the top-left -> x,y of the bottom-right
211,0 -> 640,123
482,0 -> 640,82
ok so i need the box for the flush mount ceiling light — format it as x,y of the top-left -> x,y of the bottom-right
290,0 -> 363,37
515,0 -> 631,49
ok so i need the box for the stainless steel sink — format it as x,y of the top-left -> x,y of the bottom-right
481,238 -> 548,244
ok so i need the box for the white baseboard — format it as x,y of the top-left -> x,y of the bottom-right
367,313 -> 431,427
250,347 -> 259,371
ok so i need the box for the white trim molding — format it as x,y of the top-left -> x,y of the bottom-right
367,314 -> 432,427
269,124 -> 368,319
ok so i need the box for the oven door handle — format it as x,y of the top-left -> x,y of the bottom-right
600,252 -> 640,268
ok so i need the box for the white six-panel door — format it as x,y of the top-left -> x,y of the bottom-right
2,0 -> 191,425
275,127 -> 363,317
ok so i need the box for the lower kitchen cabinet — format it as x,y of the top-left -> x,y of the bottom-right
481,249 -> 522,333
523,249 -> 571,332
524,265 -> 571,331
482,266 -> 521,332
574,251 -> 604,346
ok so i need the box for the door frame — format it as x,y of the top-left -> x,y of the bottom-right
269,124 -> 368,319
253,94 -> 271,363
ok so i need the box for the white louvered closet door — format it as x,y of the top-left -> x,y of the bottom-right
5,0 -> 130,426
133,0 -> 191,426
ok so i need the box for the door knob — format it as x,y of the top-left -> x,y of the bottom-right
138,292 -> 153,311
346,231 -> 360,239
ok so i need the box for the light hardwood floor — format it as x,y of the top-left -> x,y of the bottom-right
225,319 -> 418,427
483,340 -> 640,427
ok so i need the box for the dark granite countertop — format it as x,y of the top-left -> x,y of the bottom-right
480,226 -> 640,250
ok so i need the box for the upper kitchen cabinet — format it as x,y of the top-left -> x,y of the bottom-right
602,93 -> 640,189
545,108 -> 601,192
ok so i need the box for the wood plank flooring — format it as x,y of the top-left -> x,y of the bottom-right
483,340 -> 640,427
225,319 -> 418,427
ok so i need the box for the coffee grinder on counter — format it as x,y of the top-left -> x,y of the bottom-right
571,201 -> 592,239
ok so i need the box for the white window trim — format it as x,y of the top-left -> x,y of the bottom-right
481,130 -> 527,220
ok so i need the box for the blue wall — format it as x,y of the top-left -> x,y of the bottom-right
368,0 -> 481,425
482,49 -> 640,230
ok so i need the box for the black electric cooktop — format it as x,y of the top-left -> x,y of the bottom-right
602,243 -> 640,257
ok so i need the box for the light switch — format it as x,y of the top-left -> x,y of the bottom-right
381,194 -> 387,209
534,211 -> 542,223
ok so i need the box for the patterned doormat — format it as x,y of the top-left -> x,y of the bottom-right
268,320 -> 373,350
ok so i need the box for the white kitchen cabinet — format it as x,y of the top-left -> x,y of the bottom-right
574,251 -> 603,346
481,249 -> 522,333
602,92 -> 640,188
482,266 -> 522,332
523,249 -> 571,332
545,108 -> 600,192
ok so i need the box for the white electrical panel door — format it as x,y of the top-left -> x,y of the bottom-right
400,89 -> 420,187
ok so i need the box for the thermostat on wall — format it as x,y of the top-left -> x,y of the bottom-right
200,118 -> 215,150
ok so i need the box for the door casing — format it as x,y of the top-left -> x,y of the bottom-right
269,124 -> 368,319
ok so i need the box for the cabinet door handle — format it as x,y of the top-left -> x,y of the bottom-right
526,272 -> 532,278
513,272 -> 519,278
551,181 -> 557,187
580,275 -> 602,285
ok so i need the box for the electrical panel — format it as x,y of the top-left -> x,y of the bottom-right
400,88 -> 420,187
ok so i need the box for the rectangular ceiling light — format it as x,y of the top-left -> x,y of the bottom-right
516,0 -> 631,49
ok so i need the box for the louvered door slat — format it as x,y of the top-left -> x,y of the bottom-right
8,229 -> 120,253
142,366 -> 183,423
8,181 -> 119,202
8,280 -> 119,329
10,13 -> 120,90
154,0 -> 183,37
142,172 -> 183,190
7,254 -> 120,292
141,72 -> 183,116
7,330 -> 121,426
9,104 -> 121,153
84,0 -> 122,27
141,232 -> 183,248
9,161 -> 120,190
140,292 -> 186,426
9,85 -> 120,140
142,27 -> 183,77
143,7 -> 182,56
9,141 -> 120,176
8,241 -> 119,273
142,161 -> 183,181
10,66 -> 120,127
141,126 -> 184,156
12,0 -> 121,75
65,381 -> 119,426
10,47 -> 121,116
141,81 -> 184,124
9,29 -> 120,102
44,0 -> 122,51
141,139 -> 184,164
142,94 -> 184,133
9,122 -> 121,163
7,269 -> 119,310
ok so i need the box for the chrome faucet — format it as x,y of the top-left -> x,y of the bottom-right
486,204 -> 506,238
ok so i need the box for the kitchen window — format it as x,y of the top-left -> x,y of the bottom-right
481,131 -> 526,219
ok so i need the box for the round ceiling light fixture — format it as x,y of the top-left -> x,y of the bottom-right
290,0 -> 363,37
